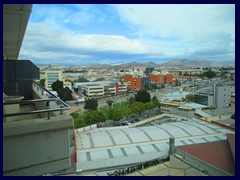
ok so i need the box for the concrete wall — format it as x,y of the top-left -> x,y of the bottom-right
3,114 -> 73,176
205,115 -> 232,122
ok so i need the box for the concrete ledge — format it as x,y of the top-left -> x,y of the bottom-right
3,114 -> 73,137
4,158 -> 70,176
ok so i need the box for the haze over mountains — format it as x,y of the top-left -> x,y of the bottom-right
36,59 -> 235,67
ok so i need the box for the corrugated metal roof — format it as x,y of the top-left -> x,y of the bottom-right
76,118 -> 234,171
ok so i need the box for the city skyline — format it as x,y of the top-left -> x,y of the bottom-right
19,4 -> 235,65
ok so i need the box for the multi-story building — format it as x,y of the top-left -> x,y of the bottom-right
130,77 -> 150,91
74,81 -> 127,98
194,83 -> 235,112
149,74 -> 165,85
45,69 -> 63,90
145,67 -> 154,74
165,74 -> 173,84
82,84 -> 105,98
213,83 -> 234,111
45,69 -> 72,90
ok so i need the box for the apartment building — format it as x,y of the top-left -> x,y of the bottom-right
45,69 -> 72,90
130,77 -> 150,91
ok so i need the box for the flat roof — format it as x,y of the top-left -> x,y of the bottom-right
183,103 -> 209,109
160,102 -> 180,107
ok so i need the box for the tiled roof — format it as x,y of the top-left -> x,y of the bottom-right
177,139 -> 235,175
227,133 -> 235,162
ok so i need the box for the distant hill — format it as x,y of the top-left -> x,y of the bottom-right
159,59 -> 235,67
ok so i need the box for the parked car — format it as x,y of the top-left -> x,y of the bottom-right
122,121 -> 131,125
134,118 -> 140,122
130,119 -> 135,123
143,114 -> 148,118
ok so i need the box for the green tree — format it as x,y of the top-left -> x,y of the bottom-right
70,113 -> 87,128
75,116 -> 86,128
128,96 -> 136,107
107,108 -> 122,121
84,98 -> 98,111
84,110 -> 106,124
151,83 -> 158,90
94,77 -> 106,82
75,77 -> 89,83
70,112 -> 79,120
122,108 -> 132,118
106,100 -> 114,106
185,94 -> 195,102
39,79 -> 45,87
152,96 -> 158,103
57,87 -> 73,101
51,80 -> 63,91
231,113 -> 235,120
135,90 -> 151,103
144,102 -> 155,113
203,69 -> 216,78
130,102 -> 145,115
183,72 -> 190,76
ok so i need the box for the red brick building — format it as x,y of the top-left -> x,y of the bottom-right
123,74 -> 133,82
165,74 -> 173,84
149,74 -> 173,85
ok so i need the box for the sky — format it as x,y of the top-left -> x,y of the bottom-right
19,4 -> 235,66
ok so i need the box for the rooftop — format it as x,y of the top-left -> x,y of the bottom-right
177,134 -> 235,175
75,115 -> 234,172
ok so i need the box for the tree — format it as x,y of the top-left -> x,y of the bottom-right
107,108 -> 122,121
203,69 -> 216,79
183,72 -> 190,76
74,77 -> 89,83
51,80 -> 63,91
185,94 -> 195,102
144,102 -> 155,113
128,96 -> 136,107
152,96 -> 158,103
122,108 -> 132,118
135,90 -> 151,103
84,98 -> 98,111
106,100 -> 114,106
84,110 -> 105,124
57,87 -> 73,101
39,79 -> 45,87
94,77 -> 106,82
130,102 -> 145,115
231,113 -> 235,120
151,83 -> 158,90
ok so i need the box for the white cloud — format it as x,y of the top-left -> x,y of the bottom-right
113,4 -> 235,37
19,4 -> 235,65
19,22 -> 149,63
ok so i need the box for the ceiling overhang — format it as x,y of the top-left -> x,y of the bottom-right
3,4 -> 32,60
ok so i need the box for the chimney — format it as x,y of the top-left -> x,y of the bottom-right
169,137 -> 175,155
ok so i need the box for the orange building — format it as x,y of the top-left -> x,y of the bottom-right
123,74 -> 132,82
130,77 -> 142,91
149,74 -> 173,84
165,74 -> 173,84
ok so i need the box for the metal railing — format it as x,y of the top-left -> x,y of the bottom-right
3,81 -> 71,119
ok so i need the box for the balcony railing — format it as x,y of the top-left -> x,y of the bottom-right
3,81 -> 71,119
